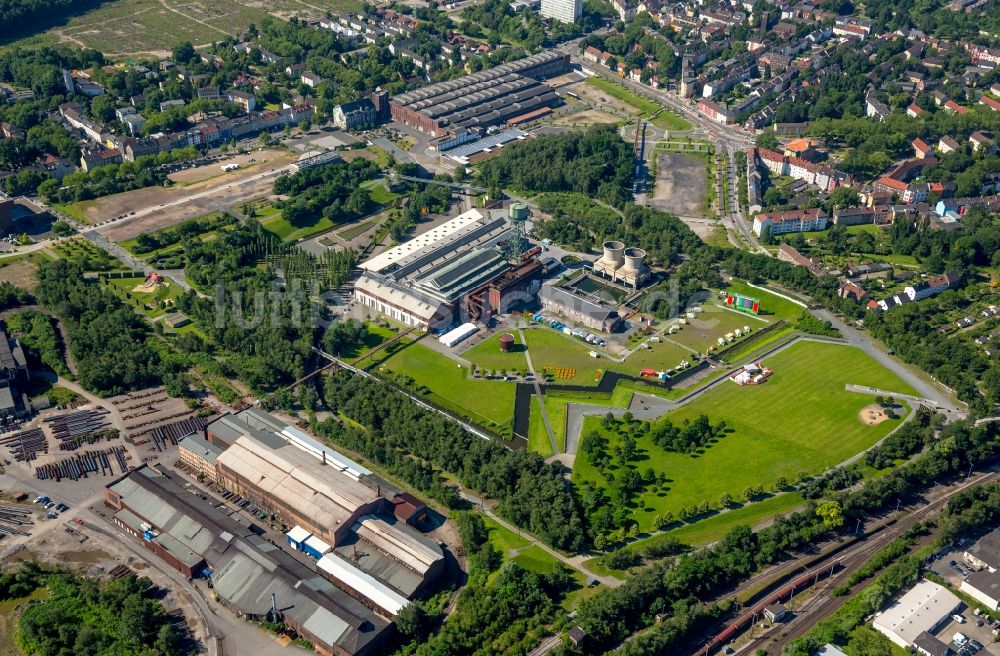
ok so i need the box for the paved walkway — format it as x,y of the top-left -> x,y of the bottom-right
811,307 -> 966,419
459,489 -> 623,588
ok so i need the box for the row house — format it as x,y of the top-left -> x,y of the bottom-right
833,206 -> 891,226
752,208 -> 828,237
696,98 -> 735,124
756,147 -> 851,192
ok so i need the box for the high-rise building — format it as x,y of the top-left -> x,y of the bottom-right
541,0 -> 581,23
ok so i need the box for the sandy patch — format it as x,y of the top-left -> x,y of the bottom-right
168,148 -> 289,186
650,152 -> 708,217
553,109 -> 622,127
859,404 -> 889,426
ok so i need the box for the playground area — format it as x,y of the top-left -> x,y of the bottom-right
859,404 -> 891,426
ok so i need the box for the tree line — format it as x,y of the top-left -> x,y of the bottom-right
313,370 -> 586,551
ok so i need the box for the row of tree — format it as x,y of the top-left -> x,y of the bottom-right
313,370 -> 586,551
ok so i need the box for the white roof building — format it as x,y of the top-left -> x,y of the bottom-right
872,579 -> 962,648
317,553 -> 410,617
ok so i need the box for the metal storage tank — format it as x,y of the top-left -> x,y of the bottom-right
499,333 -> 515,352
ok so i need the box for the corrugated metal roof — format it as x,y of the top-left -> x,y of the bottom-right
317,553 -> 409,616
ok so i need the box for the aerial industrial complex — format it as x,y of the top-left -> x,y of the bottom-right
104,408 -> 444,656
389,51 -> 569,147
355,205 -> 543,329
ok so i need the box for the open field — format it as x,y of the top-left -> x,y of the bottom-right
552,108 -> 623,127
462,331 -> 529,373
0,251 -> 55,292
373,340 -> 516,433
573,341 -> 918,532
0,587 -> 48,656
637,492 -> 806,549
61,186 -> 178,225
583,77 -> 692,131
40,0 -> 361,56
361,179 -> 400,205
168,149 -> 292,186
649,152 -> 708,217
723,280 -> 806,323
527,397 -> 553,457
96,169 -> 284,242
260,211 -> 337,243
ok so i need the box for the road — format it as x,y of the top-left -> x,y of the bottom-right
811,307 -> 965,418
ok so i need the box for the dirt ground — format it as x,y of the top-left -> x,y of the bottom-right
553,108 -> 622,127
649,152 -> 708,217
75,186 -> 181,224
0,256 -> 46,293
97,175 -> 279,243
572,81 -> 642,117
859,404 -> 889,425
168,148 -> 290,186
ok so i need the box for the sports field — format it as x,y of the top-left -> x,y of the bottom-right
573,340 -> 917,532
374,341 -> 516,434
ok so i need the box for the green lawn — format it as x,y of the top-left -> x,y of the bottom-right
337,220 -> 377,241
543,397 -> 569,453
260,212 -> 336,242
463,331 -> 529,373
584,77 -> 692,131
374,340 -> 516,432
637,492 -> 806,549
527,397 -> 554,457
362,179 -> 400,205
722,280 -> 806,323
573,341 -> 917,532
521,328 -> 608,385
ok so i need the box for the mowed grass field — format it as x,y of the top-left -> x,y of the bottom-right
573,340 -> 918,532
462,330 -> 529,373
40,0 -> 362,55
373,340 -> 516,434
583,77 -> 692,132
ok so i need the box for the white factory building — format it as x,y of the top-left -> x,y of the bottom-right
871,579 -> 962,649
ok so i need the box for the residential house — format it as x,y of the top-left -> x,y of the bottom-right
912,138 -> 933,158
904,271 -> 961,301
301,71 -> 322,88
226,90 -> 256,113
943,99 -> 967,114
970,131 -> 995,152
906,102 -> 926,117
938,135 -> 960,153
865,92 -> 891,120
980,95 -> 1000,112
80,148 -> 123,172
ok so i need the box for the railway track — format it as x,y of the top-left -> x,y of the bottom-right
686,467 -> 1000,656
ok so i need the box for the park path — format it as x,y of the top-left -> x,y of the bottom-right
458,488 -> 623,588
518,325 -> 558,455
